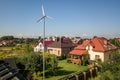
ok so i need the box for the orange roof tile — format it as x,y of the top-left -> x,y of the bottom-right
75,40 -> 90,49
69,37 -> 117,55
70,49 -> 87,55
92,37 -> 117,52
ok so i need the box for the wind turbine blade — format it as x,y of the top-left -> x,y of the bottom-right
46,16 -> 53,19
37,16 -> 45,23
42,5 -> 45,16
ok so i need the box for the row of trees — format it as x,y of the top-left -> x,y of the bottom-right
0,36 -> 14,40
0,35 -> 38,44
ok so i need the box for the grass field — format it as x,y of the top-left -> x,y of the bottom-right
46,60 -> 88,80
0,46 -> 25,58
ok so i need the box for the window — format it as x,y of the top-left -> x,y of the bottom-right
95,55 -> 100,60
73,55 -> 78,59
58,50 -> 60,56
88,54 -> 90,59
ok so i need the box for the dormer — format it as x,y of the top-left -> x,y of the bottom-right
86,45 -> 93,50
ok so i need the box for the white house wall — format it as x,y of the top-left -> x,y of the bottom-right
86,45 -> 117,62
34,42 -> 47,52
86,45 -> 105,62
88,50 -> 104,62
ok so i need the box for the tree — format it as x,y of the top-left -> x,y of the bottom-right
24,53 -> 43,72
24,44 -> 33,53
15,52 -> 58,79
93,50 -> 120,80
45,52 -> 58,74
109,38 -> 120,47
1,36 -> 14,40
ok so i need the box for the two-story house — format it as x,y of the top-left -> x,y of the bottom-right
69,37 -> 117,64
34,40 -> 54,52
47,38 -> 74,56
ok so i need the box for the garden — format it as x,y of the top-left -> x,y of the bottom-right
0,44 -> 88,80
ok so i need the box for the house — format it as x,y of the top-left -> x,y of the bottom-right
0,40 -> 14,46
69,37 -> 117,64
71,37 -> 82,46
34,40 -> 54,52
47,38 -> 74,56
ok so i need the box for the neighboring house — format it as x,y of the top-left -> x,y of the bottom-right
0,40 -> 14,46
69,37 -> 117,64
117,38 -> 120,42
0,42 -> 3,46
71,37 -> 82,46
47,38 -> 74,56
34,40 -> 54,52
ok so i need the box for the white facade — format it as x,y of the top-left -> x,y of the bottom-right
86,45 -> 113,62
34,43 -> 44,52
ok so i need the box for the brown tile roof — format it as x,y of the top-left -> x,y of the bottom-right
48,38 -> 74,48
40,40 -> 54,46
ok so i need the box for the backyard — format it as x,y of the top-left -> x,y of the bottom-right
46,60 -> 88,80
0,46 -> 88,80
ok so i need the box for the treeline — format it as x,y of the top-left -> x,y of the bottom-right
0,35 -> 38,44
0,36 -> 14,40
109,38 -> 120,48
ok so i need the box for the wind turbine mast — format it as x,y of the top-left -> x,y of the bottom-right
37,4 -> 52,80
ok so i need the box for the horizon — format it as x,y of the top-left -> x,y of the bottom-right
0,34 -> 119,40
0,0 -> 120,38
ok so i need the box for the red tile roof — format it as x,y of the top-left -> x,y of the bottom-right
70,37 -> 117,55
70,49 -> 87,55
41,41 -> 54,46
92,37 -> 117,52
74,40 -> 90,49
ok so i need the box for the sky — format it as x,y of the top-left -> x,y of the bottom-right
0,0 -> 120,38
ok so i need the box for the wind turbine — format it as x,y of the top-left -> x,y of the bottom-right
37,5 -> 52,80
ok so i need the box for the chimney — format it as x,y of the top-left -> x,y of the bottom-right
104,40 -> 107,45
56,37 -> 60,42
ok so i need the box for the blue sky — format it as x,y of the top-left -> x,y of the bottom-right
0,0 -> 120,38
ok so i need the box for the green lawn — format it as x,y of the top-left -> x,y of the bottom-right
46,60 -> 88,80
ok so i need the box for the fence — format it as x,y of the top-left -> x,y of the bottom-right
58,66 -> 101,80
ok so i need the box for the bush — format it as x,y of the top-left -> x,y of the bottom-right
82,59 -> 89,66
58,54 -> 67,60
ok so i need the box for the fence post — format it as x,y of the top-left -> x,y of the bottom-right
83,72 -> 86,80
